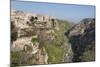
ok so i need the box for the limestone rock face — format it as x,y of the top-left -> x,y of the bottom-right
11,10 -> 73,66
11,10 -> 58,50
11,10 -> 66,65
11,10 -> 57,65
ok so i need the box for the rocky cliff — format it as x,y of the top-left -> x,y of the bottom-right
11,10 -> 73,66
65,18 -> 95,62
11,10 -> 95,66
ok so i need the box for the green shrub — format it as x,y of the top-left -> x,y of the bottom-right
31,37 -> 38,43
79,50 -> 95,62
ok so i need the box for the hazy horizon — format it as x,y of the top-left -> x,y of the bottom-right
11,0 -> 95,23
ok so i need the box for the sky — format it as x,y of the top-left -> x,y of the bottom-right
11,0 -> 95,23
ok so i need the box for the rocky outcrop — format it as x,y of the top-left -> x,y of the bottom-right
11,10 -> 73,66
65,18 -> 95,62
11,10 -> 95,66
11,10 -> 57,65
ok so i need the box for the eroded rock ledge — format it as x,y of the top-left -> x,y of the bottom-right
11,10 -> 73,66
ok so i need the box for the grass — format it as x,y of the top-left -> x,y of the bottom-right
11,51 -> 22,66
11,51 -> 33,66
44,44 -> 64,64
43,19 -> 71,64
